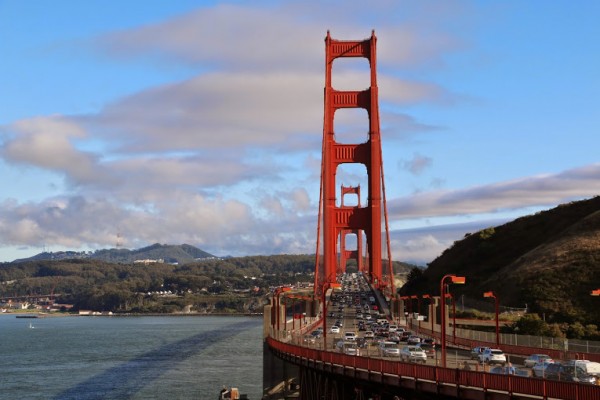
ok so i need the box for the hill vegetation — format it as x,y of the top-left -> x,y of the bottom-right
0,253 -> 413,314
14,243 -> 216,264
401,196 -> 600,338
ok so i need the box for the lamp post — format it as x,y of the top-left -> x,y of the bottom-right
275,286 -> 291,333
291,297 -> 296,331
440,274 -> 466,368
483,291 -> 500,347
400,296 -> 410,325
422,294 -> 433,336
445,293 -> 456,344
410,295 -> 419,328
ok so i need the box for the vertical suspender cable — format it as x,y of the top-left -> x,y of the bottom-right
379,142 -> 395,296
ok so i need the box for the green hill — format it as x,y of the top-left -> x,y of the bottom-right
400,196 -> 600,327
12,243 -> 217,265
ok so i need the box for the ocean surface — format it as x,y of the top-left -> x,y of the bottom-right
0,314 -> 264,400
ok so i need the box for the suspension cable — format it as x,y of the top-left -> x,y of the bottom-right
379,142 -> 395,296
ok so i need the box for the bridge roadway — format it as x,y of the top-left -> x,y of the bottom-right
265,288 -> 600,400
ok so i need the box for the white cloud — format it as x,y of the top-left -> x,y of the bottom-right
2,1 -> 595,266
389,164 -> 600,219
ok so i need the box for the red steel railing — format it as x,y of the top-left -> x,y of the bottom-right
266,337 -> 600,400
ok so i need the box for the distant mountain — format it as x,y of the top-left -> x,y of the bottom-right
13,243 -> 217,264
400,196 -> 600,326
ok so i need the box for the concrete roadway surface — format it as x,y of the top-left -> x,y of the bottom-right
309,303 -> 530,376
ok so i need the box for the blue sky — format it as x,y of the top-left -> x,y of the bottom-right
1,1 -> 599,264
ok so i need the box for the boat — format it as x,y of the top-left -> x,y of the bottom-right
218,387 -> 247,399
16,315 -> 39,318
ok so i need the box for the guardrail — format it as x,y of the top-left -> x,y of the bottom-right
266,336 -> 600,400
412,324 -> 600,363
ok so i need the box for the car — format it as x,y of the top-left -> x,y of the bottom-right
344,331 -> 357,341
364,330 -> 375,339
378,341 -> 400,357
417,342 -> 436,358
479,348 -> 507,365
544,362 -> 597,384
490,365 -> 516,375
310,330 -> 322,339
532,360 -> 555,378
388,333 -> 400,343
341,341 -> 360,356
565,360 -> 600,377
470,346 -> 490,360
524,354 -> 553,368
400,345 -> 427,363
330,326 -> 340,334
388,325 -> 398,332
490,364 -> 529,377
407,335 -> 421,345
302,334 -> 316,345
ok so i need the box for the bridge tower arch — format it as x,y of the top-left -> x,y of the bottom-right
318,30 -> 390,291
338,185 -> 364,275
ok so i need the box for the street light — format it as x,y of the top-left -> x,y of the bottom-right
422,294 -> 433,336
445,293 -> 456,344
410,295 -> 419,327
273,286 -> 291,335
440,274 -> 466,368
400,296 -> 410,324
483,291 -> 500,347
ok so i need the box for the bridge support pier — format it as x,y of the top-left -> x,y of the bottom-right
262,305 -> 300,399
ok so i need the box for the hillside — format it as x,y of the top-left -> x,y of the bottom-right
400,196 -> 600,326
13,243 -> 216,265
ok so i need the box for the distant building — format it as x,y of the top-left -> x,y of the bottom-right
134,259 -> 164,265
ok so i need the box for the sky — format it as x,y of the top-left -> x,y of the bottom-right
1,1 -> 599,265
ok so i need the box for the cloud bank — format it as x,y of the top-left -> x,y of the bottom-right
1,1 -> 596,264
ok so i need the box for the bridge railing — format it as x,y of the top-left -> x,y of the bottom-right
266,336 -> 600,400
411,321 -> 600,363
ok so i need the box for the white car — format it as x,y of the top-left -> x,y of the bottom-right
524,354 -> 553,368
400,346 -> 427,363
364,330 -> 375,339
342,341 -> 360,356
407,335 -> 421,344
330,326 -> 340,334
479,348 -> 507,365
378,341 -> 400,357
344,331 -> 357,341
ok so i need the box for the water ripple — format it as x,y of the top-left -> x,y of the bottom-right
53,319 -> 260,400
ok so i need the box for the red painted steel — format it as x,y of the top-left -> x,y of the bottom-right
266,337 -> 600,400
320,31 -> 383,289
338,185 -> 364,274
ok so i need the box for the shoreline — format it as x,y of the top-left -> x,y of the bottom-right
3,311 -> 264,318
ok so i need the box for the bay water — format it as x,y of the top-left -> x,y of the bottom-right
0,314 -> 264,400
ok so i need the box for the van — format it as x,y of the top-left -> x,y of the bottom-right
566,360 -> 600,376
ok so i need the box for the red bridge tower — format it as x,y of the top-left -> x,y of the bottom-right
316,31 -> 392,293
